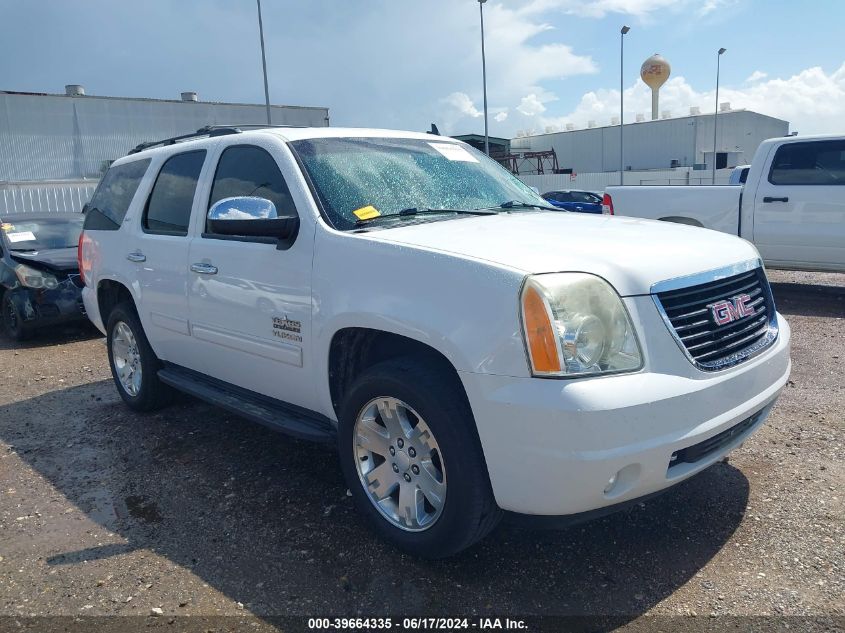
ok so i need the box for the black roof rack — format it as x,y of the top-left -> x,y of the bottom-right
127,124 -> 308,155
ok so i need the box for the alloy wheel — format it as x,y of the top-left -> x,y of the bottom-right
354,397 -> 447,531
111,321 -> 142,397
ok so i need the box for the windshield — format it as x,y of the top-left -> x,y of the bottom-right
1,216 -> 84,251
290,137 -> 550,230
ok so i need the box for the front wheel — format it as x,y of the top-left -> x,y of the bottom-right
106,302 -> 172,411
338,358 -> 501,558
2,292 -> 35,341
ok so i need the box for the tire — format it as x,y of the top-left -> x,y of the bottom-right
338,357 -> 501,558
106,302 -> 172,411
2,292 -> 35,341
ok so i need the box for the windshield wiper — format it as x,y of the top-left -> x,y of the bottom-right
487,200 -> 559,211
354,207 -> 498,228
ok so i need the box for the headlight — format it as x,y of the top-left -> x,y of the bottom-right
520,273 -> 642,377
14,263 -> 59,290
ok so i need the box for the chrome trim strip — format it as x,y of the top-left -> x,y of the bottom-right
651,260 -> 779,373
650,258 -> 762,295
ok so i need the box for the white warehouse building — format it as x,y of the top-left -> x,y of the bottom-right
511,108 -> 790,174
0,86 -> 329,213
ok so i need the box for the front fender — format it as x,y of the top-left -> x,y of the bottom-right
311,229 -> 531,417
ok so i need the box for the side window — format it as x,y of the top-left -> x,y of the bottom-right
143,151 -> 206,235
83,159 -> 151,231
207,145 -> 296,232
570,192 -> 593,203
769,140 -> 845,186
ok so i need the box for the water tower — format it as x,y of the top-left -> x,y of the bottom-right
640,54 -> 671,121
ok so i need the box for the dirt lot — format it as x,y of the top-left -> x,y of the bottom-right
0,270 -> 843,631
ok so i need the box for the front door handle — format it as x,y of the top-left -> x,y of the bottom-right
190,263 -> 218,275
126,251 -> 146,263
763,196 -> 789,203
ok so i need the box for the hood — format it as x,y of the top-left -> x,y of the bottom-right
369,212 -> 759,296
10,247 -> 80,273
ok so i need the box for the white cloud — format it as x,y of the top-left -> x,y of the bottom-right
516,0 -> 730,19
746,70 -> 768,83
516,94 -> 548,116
532,63 -> 845,136
435,2 -> 596,134
443,92 -> 483,118
494,111 -> 509,122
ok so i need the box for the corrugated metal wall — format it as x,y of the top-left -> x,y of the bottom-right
0,92 -> 329,181
0,180 -> 96,214
511,110 -> 789,174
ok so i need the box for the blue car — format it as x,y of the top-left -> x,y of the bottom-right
541,190 -> 603,214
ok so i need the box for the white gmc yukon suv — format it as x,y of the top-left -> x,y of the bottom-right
79,126 -> 791,558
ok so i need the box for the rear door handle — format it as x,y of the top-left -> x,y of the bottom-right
763,196 -> 789,203
190,263 -> 218,275
126,251 -> 146,263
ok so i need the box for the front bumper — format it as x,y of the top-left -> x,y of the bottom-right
460,312 -> 791,516
6,280 -> 86,329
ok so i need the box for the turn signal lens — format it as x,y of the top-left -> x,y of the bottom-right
521,282 -> 562,374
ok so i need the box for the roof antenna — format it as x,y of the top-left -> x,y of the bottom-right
428,123 -> 441,136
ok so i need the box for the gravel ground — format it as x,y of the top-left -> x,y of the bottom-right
0,270 -> 842,631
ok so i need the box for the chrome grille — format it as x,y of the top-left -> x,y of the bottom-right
654,263 -> 778,371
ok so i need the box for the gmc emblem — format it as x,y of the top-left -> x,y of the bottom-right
708,294 -> 755,326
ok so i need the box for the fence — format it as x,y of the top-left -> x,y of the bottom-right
520,168 -> 734,193
1,168 -> 738,215
0,180 -> 98,214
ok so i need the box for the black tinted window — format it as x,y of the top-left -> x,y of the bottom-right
769,140 -> 845,185
208,146 -> 296,227
144,151 -> 206,235
83,159 -> 150,230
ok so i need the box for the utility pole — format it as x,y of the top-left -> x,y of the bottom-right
479,0 -> 490,155
620,26 -> 630,185
712,47 -> 726,184
257,0 -> 272,126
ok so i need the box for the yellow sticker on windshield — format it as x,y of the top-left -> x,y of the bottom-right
1,223 -> 13,232
353,205 -> 381,221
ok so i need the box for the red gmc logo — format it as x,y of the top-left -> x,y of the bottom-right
708,294 -> 756,326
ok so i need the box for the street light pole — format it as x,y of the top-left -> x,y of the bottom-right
620,25 -> 630,185
257,0 -> 272,126
478,0 -> 489,155
712,47 -> 726,184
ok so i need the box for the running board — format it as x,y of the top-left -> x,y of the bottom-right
157,365 -> 336,444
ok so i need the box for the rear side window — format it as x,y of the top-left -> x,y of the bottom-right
83,159 -> 151,230
143,151 -> 206,235
769,140 -> 845,185
207,145 -> 296,230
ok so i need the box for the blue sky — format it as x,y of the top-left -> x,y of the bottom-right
2,0 -> 844,137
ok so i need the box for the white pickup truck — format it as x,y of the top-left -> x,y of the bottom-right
604,134 -> 845,273
79,126 -> 791,557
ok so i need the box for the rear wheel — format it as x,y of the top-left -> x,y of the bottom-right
338,358 -> 501,558
106,302 -> 172,411
2,292 -> 35,341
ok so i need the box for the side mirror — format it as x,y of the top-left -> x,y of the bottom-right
207,196 -> 299,242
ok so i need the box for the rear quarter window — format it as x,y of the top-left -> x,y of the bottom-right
83,159 -> 151,230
